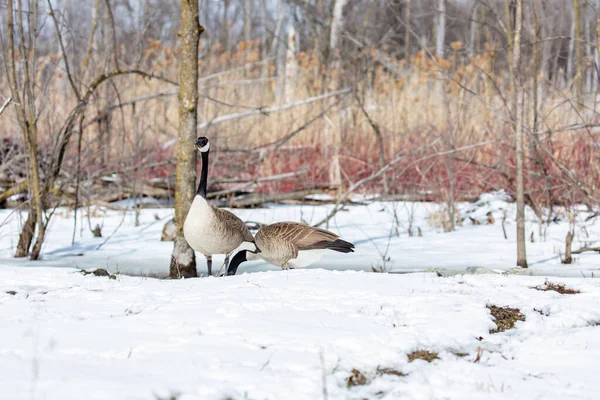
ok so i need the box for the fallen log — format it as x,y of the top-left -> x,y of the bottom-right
572,246 -> 600,254
228,187 -> 332,208
0,180 -> 28,205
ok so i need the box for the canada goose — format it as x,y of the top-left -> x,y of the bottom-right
226,222 -> 354,275
183,137 -> 255,276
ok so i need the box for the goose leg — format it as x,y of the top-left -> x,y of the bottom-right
217,253 -> 230,276
206,255 -> 212,276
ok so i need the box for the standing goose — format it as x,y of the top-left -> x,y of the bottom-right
226,222 -> 354,275
184,137 -> 256,276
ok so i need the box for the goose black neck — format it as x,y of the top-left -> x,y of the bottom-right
197,150 -> 209,198
227,250 -> 247,276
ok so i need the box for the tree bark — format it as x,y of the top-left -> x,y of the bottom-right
436,0 -> 446,58
573,0 -> 584,111
6,0 -> 44,259
243,0 -> 252,42
468,2 -> 478,59
170,0 -> 203,279
327,0 -> 348,197
221,0 -> 230,52
512,0 -> 528,268
284,24 -> 298,104
404,0 -> 411,58
567,8 -> 576,85
562,231 -> 574,264
596,3 -> 600,93
584,4 -> 591,92
15,209 -> 36,258
532,0 -> 539,135
329,0 -> 347,53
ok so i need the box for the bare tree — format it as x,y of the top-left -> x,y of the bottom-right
244,0 -> 252,42
436,0 -> 446,57
5,0 -> 44,259
596,3 -> 600,92
404,0 -> 412,57
170,0 -> 204,279
512,0 -> 527,268
573,0 -> 583,111
468,1 -> 478,59
222,0 -> 230,52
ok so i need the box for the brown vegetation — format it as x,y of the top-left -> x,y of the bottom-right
533,281 -> 581,295
346,368 -> 367,387
407,350 -> 439,363
487,305 -> 526,333
2,1 -> 600,263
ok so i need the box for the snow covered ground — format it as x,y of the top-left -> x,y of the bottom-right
1,193 -> 600,399
1,192 -> 600,277
1,268 -> 599,399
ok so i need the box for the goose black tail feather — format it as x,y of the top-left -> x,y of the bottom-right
325,239 -> 355,253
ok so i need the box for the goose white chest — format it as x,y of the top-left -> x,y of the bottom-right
183,195 -> 219,255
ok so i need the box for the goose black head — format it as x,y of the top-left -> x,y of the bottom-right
195,137 -> 210,152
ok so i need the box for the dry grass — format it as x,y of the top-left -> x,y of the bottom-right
533,281 -> 581,295
3,41 -> 599,204
407,350 -> 439,363
452,351 -> 469,357
376,367 -> 407,377
80,269 -> 117,280
487,305 -> 526,333
346,368 -> 368,387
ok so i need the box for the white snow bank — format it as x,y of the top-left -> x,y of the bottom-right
1,268 -> 599,399
1,198 -> 600,277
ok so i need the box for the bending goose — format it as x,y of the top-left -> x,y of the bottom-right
183,137 -> 255,276
226,222 -> 354,275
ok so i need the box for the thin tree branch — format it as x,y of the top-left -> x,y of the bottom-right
0,96 -> 11,117
198,87 -> 352,130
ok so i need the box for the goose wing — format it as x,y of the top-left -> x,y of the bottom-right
257,222 -> 340,251
214,208 -> 254,243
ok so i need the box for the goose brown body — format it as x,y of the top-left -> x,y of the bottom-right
254,222 -> 341,267
227,222 -> 355,275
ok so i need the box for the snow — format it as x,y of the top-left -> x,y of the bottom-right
1,192 -> 599,277
1,269 -> 599,399
1,194 -> 600,398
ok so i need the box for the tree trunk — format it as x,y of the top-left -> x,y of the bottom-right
436,0 -> 446,58
512,0 -> 528,268
468,2 -> 478,59
170,0 -> 203,279
221,0 -> 229,52
404,0 -> 411,58
6,0 -> 44,259
584,5 -> 591,92
273,1 -> 287,104
330,0 -> 347,53
327,0 -> 348,197
243,0 -> 252,42
573,0 -> 584,111
562,231 -> 574,264
284,24 -> 298,104
14,209 -> 36,258
596,4 -> 600,93
567,11 -> 575,85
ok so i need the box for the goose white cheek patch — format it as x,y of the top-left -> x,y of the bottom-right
198,142 -> 210,152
